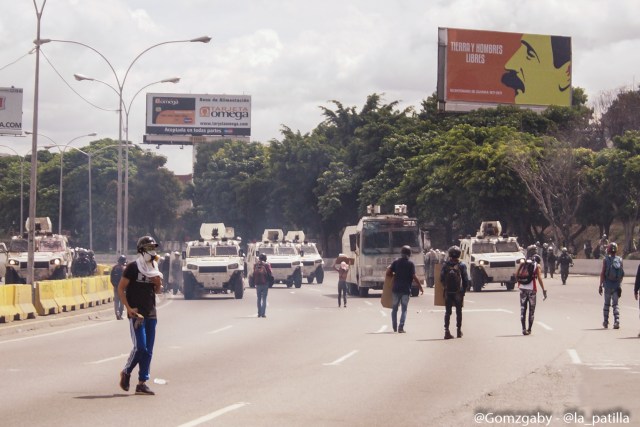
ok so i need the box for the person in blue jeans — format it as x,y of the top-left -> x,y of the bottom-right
254,253 -> 273,318
386,245 -> 423,333
599,242 -> 624,329
118,236 -> 163,395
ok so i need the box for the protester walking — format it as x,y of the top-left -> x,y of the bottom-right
386,245 -> 423,333
254,253 -> 273,318
516,254 -> 547,335
118,236 -> 163,396
441,246 -> 469,339
556,247 -> 573,285
599,242 -> 624,329
335,260 -> 349,307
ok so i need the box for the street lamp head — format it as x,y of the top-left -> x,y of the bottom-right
87,132 -> 98,137
161,77 -> 181,84
74,73 -> 94,81
190,36 -> 212,43
34,38 -> 51,46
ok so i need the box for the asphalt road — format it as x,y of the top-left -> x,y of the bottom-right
1,270 -> 639,427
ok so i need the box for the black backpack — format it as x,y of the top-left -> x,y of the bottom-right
443,263 -> 463,294
517,261 -> 535,285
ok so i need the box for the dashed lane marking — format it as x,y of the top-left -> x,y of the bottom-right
323,350 -> 359,366
177,402 -> 250,427
567,349 -> 582,364
375,325 -> 388,334
536,321 -> 553,330
87,353 -> 129,365
207,325 -> 233,334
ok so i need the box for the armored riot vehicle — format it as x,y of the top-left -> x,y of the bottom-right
181,223 -> 245,300
458,221 -> 525,292
285,231 -> 324,284
246,229 -> 303,288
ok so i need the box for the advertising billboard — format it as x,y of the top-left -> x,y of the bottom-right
145,93 -> 251,137
0,87 -> 24,135
437,28 -> 572,112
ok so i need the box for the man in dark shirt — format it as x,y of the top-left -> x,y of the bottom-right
386,245 -> 423,333
118,236 -> 163,396
440,246 -> 470,339
110,255 -> 127,319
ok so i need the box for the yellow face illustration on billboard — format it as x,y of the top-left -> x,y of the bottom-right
501,34 -> 571,106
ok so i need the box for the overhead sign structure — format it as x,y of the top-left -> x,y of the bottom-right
437,28 -> 572,112
145,93 -> 251,138
0,87 -> 24,135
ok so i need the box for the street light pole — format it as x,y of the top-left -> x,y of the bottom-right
123,77 -> 180,254
30,132 -> 97,235
43,35 -> 211,255
27,0 -> 47,286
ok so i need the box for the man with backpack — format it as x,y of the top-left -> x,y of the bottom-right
516,254 -> 547,335
385,245 -> 423,333
254,253 -> 273,318
441,246 -> 469,339
556,247 -> 573,285
599,242 -> 624,329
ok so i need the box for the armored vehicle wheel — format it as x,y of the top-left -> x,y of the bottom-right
5,269 -> 21,284
349,283 -> 358,296
286,280 -> 293,288
315,266 -> 324,284
307,274 -> 315,284
233,275 -> 244,299
294,269 -> 302,288
50,267 -> 67,280
183,276 -> 197,300
358,287 -> 369,297
505,280 -> 516,291
472,269 -> 484,292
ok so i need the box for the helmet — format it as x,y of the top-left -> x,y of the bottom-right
607,242 -> 617,253
532,254 -> 542,264
137,236 -> 159,253
117,255 -> 127,265
543,243 -> 548,249
174,251 -> 180,257
561,247 -> 567,253
448,245 -> 461,259
603,234 -> 607,238
259,253 -> 267,262
400,245 -> 412,257
536,241 -> 540,246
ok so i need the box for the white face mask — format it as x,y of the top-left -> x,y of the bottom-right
143,251 -> 157,262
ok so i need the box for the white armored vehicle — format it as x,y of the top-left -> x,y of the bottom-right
246,229 -> 303,288
285,231 -> 324,284
459,221 -> 525,292
181,223 -> 245,300
4,217 -> 72,284
341,205 -> 425,297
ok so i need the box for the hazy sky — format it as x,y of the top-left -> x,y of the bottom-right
1,0 -> 639,174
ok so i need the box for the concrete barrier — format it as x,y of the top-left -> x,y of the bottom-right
70,278 -> 87,309
14,285 -> 36,320
35,281 -> 61,316
53,280 -> 79,312
95,276 -> 113,304
81,277 -> 101,307
0,285 -> 17,323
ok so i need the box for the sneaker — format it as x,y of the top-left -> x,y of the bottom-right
119,370 -> 130,392
527,329 -> 532,335
522,329 -> 529,335
613,323 -> 620,329
398,327 -> 406,333
603,322 -> 608,329
457,329 -> 463,338
135,383 -> 155,395
444,330 -> 453,340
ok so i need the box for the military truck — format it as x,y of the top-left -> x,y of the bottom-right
341,205 -> 425,297
285,230 -> 324,284
4,217 -> 73,284
458,221 -> 525,292
246,229 -> 303,288
181,223 -> 245,300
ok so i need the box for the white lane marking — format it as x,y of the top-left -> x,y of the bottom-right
375,325 -> 388,334
536,321 -> 553,331
379,310 -> 387,317
429,308 -> 513,314
591,367 -> 630,370
323,350 -> 358,366
208,325 -> 233,335
0,321 -> 110,345
87,353 -> 129,365
567,349 -> 582,365
364,301 -> 373,306
178,402 -> 250,427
